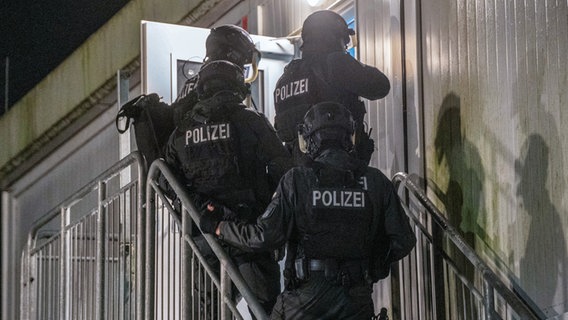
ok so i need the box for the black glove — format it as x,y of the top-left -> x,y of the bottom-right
199,208 -> 223,234
200,200 -> 240,221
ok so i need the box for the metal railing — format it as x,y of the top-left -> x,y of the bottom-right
20,152 -> 546,320
20,152 -> 267,320
391,172 -> 545,320
145,159 -> 269,320
20,152 -> 146,320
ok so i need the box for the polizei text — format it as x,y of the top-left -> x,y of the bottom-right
312,188 -> 366,208
185,123 -> 230,145
274,78 -> 309,103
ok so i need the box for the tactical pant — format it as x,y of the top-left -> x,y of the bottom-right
193,235 -> 280,318
237,256 -> 281,318
271,272 -> 374,320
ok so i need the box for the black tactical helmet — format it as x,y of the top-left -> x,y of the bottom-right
301,10 -> 355,52
196,60 -> 248,99
298,101 -> 355,156
205,25 -> 260,66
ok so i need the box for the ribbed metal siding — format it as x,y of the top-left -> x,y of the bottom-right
421,0 -> 568,316
223,0 -> 316,37
255,0 -> 313,37
357,0 -> 406,177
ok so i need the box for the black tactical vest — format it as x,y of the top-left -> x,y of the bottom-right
302,163 -> 374,259
175,97 -> 254,206
274,57 -> 365,143
274,58 -> 336,143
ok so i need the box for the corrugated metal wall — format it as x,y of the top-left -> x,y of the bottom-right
357,0 -> 406,178
421,0 -> 568,316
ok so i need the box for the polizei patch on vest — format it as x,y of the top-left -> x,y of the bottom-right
274,78 -> 309,103
311,188 -> 365,208
185,123 -> 230,145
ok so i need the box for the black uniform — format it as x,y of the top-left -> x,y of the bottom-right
169,75 -> 200,131
172,23 -> 261,125
216,147 -> 416,319
164,91 -> 292,315
177,74 -> 199,102
273,51 -> 390,164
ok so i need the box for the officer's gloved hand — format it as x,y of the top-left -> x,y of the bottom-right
201,200 -> 238,221
199,204 -> 224,234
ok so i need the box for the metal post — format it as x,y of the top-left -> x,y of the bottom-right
117,70 -> 131,161
131,153 -> 147,320
483,280 -> 495,320
181,208 -> 191,319
117,69 -> 132,320
96,181 -> 106,320
220,264 -> 231,320
59,208 -> 68,319
137,166 -> 146,319
432,217 -> 446,319
145,187 -> 156,319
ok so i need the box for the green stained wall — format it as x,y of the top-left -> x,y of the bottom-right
422,0 -> 568,316
0,0 -> 209,177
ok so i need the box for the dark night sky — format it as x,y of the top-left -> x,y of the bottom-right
0,0 -> 129,115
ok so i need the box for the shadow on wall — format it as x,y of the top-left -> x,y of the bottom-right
432,92 -> 486,248
429,92 -> 486,318
516,133 -> 568,317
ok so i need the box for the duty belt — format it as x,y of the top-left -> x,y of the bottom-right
294,258 -> 369,287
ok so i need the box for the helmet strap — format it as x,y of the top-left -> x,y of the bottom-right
244,52 -> 260,83
298,133 -> 309,154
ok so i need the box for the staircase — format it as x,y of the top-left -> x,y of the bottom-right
19,153 -> 544,319
391,172 -> 545,320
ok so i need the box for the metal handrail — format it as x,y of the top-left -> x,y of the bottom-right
20,151 -> 146,320
24,152 -> 145,253
145,159 -> 269,320
392,172 -> 545,320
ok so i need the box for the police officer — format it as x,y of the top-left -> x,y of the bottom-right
172,24 -> 261,121
164,60 -> 292,316
274,10 -> 390,165
117,25 -> 260,169
200,102 -> 416,319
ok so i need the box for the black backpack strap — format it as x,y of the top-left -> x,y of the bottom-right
116,94 -> 147,134
115,93 -> 163,133
116,93 -> 175,165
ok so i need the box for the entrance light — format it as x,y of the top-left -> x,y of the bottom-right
306,0 -> 324,7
